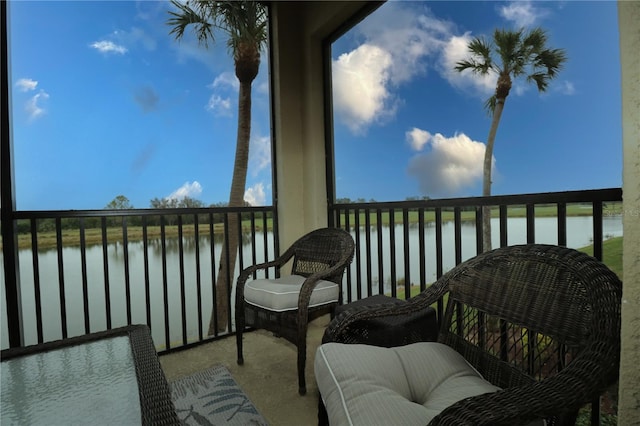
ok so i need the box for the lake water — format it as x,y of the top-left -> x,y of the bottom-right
1,215 -> 623,350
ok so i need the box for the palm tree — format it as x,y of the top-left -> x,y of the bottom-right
455,27 -> 566,252
168,1 -> 267,334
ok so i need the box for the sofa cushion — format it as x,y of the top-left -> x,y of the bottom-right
244,274 -> 339,312
315,342 -> 501,426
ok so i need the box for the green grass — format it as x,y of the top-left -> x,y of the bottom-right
5,202 -> 623,252
389,236 -> 623,301
8,219 -> 274,251
578,236 -> 623,278
344,202 -> 622,227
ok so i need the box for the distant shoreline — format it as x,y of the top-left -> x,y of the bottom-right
5,203 -> 623,251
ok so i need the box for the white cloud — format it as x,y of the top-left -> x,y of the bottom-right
26,91 -> 49,121
357,6 -> 446,85
90,40 -> 128,55
556,80 -> 576,95
406,128 -> 432,151
16,78 -> 38,92
249,134 -> 271,176
407,130 -> 492,196
168,181 -> 202,200
332,4 -> 448,134
211,72 -> 239,91
440,33 -> 496,96
499,1 -> 547,28
331,2 -> 557,135
332,44 -> 394,134
244,182 -> 266,206
206,94 -> 232,116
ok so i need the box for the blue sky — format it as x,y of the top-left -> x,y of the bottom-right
8,1 -> 621,210
332,0 -> 621,201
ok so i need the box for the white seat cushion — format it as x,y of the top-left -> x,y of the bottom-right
315,342 -> 501,426
244,274 -> 339,312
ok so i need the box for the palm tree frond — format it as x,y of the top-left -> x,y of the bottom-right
526,72 -> 549,91
167,1 -> 267,54
484,95 -> 498,116
455,36 -> 493,75
167,0 -> 214,47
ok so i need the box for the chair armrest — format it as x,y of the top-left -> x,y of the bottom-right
234,247 -> 298,310
323,278 -> 449,344
295,258 -> 354,309
236,245 -> 297,288
428,355 -> 619,425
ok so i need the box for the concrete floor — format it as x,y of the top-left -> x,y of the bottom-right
159,315 -> 329,426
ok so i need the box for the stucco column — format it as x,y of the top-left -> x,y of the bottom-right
617,1 -> 640,424
270,2 -> 331,253
269,2 -> 368,251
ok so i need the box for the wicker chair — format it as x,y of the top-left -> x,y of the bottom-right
318,244 -> 622,425
235,227 -> 355,395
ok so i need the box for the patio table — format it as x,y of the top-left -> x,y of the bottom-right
332,294 -> 438,347
1,324 -> 179,425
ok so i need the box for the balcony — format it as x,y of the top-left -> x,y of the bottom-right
1,188 -> 623,424
2,1 -> 638,423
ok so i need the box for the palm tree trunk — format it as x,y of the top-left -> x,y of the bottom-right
482,97 -> 506,252
208,79 -> 252,335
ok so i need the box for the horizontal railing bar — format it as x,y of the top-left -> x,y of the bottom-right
10,205 -> 275,219
331,188 -> 622,211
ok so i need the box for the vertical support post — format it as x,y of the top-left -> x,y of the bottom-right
1,0 -> 24,348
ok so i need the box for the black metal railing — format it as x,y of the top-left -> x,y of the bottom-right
1,206 -> 278,353
1,188 -> 623,423
329,187 -> 622,426
330,188 -> 622,306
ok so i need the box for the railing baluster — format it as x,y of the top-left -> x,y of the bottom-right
231,211 -> 243,332
142,216 -> 151,328
499,205 -> 508,247
101,217 -> 111,330
403,209 -> 411,299
593,201 -> 604,261
250,213 -> 257,276
418,208 -> 426,291
376,209 -> 384,295
557,203 -> 567,246
344,209 -> 352,303
262,212 -> 269,279
79,218 -> 90,334
194,215 -> 203,341
526,204 -> 535,243
364,209 -> 372,297
389,208 -> 396,297
454,207 -> 462,265
435,208 -> 443,279
30,218 -> 43,343
209,213 -> 217,335
354,208 -> 362,300
178,215 -> 187,346
122,217 -> 132,326
160,216 -> 170,349
475,206 -> 483,255
55,217 -> 67,339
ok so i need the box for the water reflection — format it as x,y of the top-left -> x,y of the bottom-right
2,215 -> 623,350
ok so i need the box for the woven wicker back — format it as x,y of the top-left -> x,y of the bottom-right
437,244 -> 621,391
290,228 -> 355,283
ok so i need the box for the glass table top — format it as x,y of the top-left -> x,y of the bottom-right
1,335 -> 142,425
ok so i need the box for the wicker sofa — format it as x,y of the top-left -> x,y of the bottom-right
316,244 -> 622,425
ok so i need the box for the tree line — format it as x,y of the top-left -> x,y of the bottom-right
13,195 -> 273,234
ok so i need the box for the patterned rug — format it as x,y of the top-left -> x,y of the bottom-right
170,365 -> 269,426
